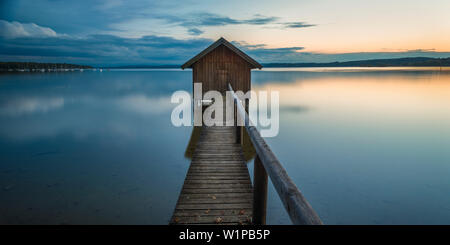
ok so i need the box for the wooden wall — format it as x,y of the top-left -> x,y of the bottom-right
192,44 -> 251,94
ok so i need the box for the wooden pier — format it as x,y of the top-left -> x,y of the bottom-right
171,38 -> 322,225
170,84 -> 322,225
170,126 -> 253,225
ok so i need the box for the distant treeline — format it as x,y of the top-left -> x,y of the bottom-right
0,62 -> 93,72
3,57 -> 450,71
263,57 -> 450,68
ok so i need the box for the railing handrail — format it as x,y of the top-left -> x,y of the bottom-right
228,83 -> 323,225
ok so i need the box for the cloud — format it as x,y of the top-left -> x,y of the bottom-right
169,13 -> 278,27
283,22 -> 316,29
241,15 -> 279,25
155,13 -> 279,35
187,28 -> 204,36
406,48 -> 436,52
0,20 -> 60,39
233,41 -> 306,62
0,27 -> 214,65
233,41 -> 450,63
153,12 -> 311,35
1,20 -> 449,66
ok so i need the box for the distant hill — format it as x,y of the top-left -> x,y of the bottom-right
263,57 -> 450,68
0,62 -> 93,72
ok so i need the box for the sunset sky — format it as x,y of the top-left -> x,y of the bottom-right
1,0 -> 449,66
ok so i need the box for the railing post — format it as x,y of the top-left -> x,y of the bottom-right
240,125 -> 244,145
235,100 -> 241,144
253,155 -> 268,225
240,98 -> 247,145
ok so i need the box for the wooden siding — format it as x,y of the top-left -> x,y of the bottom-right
193,44 -> 251,94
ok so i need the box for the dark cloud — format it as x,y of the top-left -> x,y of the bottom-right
406,48 -> 436,52
191,13 -> 240,26
0,33 -> 213,66
1,0 -> 310,36
2,33 -> 449,66
1,20 -> 449,66
283,22 -> 316,28
232,41 -> 306,62
242,16 -> 279,25
232,41 -> 450,63
187,28 -> 204,36
158,13 -> 279,35
165,13 -> 278,27
158,12 -> 312,35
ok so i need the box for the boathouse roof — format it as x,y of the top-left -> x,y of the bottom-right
181,37 -> 263,69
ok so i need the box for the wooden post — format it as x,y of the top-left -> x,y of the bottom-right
236,127 -> 241,145
235,100 -> 241,144
240,126 -> 244,145
253,155 -> 268,225
242,98 -> 248,145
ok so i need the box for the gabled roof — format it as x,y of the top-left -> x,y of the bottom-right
181,37 -> 263,69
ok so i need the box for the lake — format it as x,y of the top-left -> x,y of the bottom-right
0,67 -> 449,224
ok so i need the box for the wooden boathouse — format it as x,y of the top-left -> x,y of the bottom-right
181,37 -> 261,94
170,37 -> 322,225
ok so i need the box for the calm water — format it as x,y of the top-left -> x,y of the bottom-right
1,68 -> 449,224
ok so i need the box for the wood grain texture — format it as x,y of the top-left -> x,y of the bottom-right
170,126 -> 253,225
193,44 -> 251,94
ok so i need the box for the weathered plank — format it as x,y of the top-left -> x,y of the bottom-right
185,176 -> 250,180
174,209 -> 252,217
170,126 -> 253,225
176,203 -> 252,210
179,193 -> 253,199
172,215 -> 252,225
180,189 -> 252,194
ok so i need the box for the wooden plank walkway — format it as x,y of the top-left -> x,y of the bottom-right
170,126 -> 253,225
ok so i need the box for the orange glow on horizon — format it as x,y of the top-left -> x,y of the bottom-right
253,68 -> 450,121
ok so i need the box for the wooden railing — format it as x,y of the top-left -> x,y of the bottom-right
228,83 -> 323,225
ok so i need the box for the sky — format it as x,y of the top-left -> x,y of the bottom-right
1,0 -> 450,66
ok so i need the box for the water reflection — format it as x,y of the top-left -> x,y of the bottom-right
0,71 -> 192,224
118,95 -> 173,115
252,68 -> 450,224
1,68 -> 450,224
0,97 -> 64,116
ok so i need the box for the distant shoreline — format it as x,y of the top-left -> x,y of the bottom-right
1,57 -> 449,72
0,62 -> 93,73
103,57 -> 450,69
